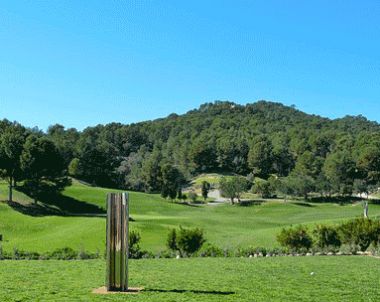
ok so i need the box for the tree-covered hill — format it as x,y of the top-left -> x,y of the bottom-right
2,101 -> 380,196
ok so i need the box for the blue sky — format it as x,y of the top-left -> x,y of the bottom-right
0,0 -> 379,130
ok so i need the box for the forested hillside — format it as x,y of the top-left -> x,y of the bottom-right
1,101 -> 380,198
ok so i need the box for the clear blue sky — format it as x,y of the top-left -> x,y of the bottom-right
1,1 -> 379,130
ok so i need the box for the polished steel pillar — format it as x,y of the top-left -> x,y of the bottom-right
106,192 -> 129,291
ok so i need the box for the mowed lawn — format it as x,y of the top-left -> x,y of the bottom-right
1,180 -> 380,253
0,257 -> 379,302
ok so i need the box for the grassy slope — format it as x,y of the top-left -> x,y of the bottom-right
1,180 -> 380,253
1,257 -> 379,302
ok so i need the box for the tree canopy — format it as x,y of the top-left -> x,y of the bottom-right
2,101 -> 380,196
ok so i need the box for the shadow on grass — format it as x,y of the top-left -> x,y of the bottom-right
144,288 -> 235,295
292,202 -> 315,207
309,196 -> 362,205
174,201 -> 203,207
238,200 -> 264,207
8,188 -> 105,217
369,199 -> 380,205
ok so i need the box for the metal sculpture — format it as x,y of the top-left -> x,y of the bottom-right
106,192 -> 129,291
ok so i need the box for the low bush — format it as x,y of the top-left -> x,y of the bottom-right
128,230 -> 151,259
48,247 -> 78,260
155,249 -> 177,258
0,247 -> 101,260
338,218 -> 380,252
235,246 -> 267,257
313,225 -> 341,250
198,243 -> 224,257
277,225 -> 313,252
167,226 -> 206,256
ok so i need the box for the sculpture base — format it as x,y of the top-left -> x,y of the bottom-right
92,286 -> 143,295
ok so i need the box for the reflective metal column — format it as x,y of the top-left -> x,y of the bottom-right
106,192 -> 129,291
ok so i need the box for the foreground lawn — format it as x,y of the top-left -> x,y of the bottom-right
1,180 -> 380,254
0,257 -> 379,301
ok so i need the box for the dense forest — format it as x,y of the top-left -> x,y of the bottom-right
1,101 -> 380,201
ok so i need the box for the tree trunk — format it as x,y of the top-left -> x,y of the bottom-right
8,176 -> 13,203
230,197 -> 234,205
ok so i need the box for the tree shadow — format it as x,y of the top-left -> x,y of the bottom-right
369,199 -> 380,205
174,201 -> 202,207
309,196 -> 361,205
292,202 -> 315,207
9,187 -> 105,217
143,288 -> 235,295
238,200 -> 264,207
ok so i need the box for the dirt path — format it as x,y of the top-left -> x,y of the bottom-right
207,190 -> 229,206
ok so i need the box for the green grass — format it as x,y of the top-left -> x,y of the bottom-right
1,180 -> 380,254
0,257 -> 379,301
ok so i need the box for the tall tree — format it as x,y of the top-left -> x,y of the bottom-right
201,181 -> 211,201
248,135 -> 274,178
0,124 -> 27,202
323,151 -> 356,195
219,176 -> 248,204
357,146 -> 380,185
20,135 -> 69,203
160,164 -> 185,200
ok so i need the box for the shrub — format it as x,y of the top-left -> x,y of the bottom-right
339,244 -> 359,255
235,246 -> 267,257
338,218 -> 380,252
313,225 -> 341,250
167,226 -> 206,256
166,228 -> 178,251
48,247 -> 77,260
177,227 -> 206,256
77,248 -> 99,260
156,249 -> 177,258
129,230 -> 147,259
277,225 -> 313,252
198,243 -> 224,257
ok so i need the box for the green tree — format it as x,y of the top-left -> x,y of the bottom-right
160,164 -> 184,200
248,135 -> 274,178
252,178 -> 275,198
141,147 -> 163,192
20,135 -> 69,203
219,176 -> 248,204
190,135 -> 217,172
323,151 -> 356,195
68,158 -> 81,177
201,181 -> 211,201
0,124 -> 27,202
357,146 -> 380,185
293,151 -> 323,179
47,124 -> 79,167
285,174 -> 315,200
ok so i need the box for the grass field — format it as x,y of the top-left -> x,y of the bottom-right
0,257 -> 379,301
1,180 -> 380,254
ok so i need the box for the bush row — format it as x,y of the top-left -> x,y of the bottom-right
277,217 -> 380,253
0,247 -> 100,260
2,219 -> 379,260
